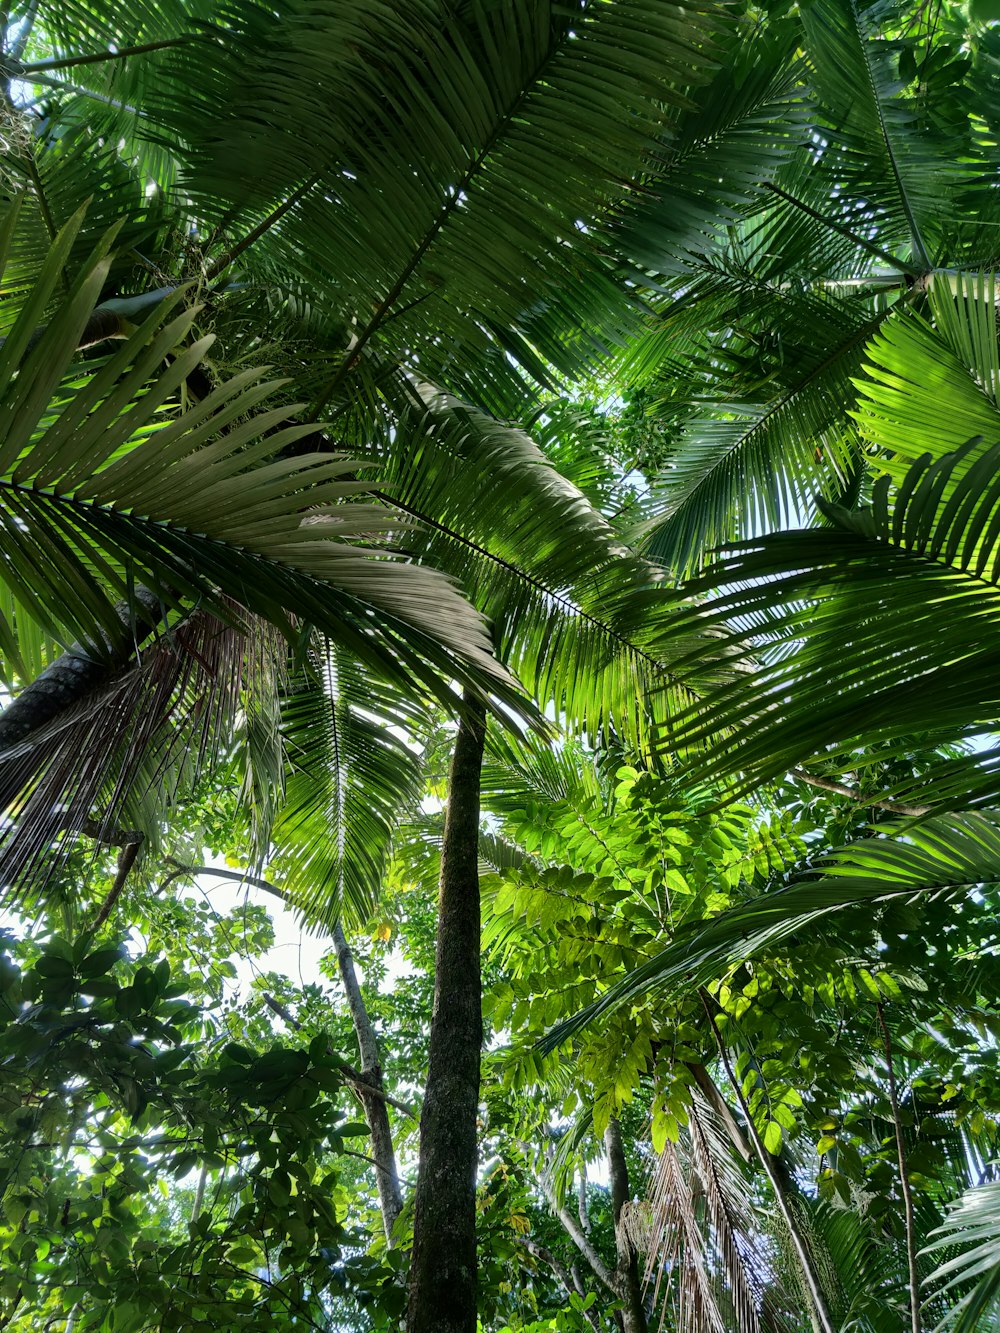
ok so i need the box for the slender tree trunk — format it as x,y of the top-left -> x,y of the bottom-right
700,992 -> 836,1333
877,1003 -> 921,1333
406,695 -> 487,1333
605,1116 -> 647,1333
332,920 -> 403,1243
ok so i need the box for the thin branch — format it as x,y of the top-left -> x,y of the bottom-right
21,37 -> 197,74
79,818 -> 142,848
699,991 -> 836,1333
521,1239 -> 602,1331
877,1003 -> 921,1333
790,768 -> 930,818
260,991 -> 417,1119
538,1171 -> 617,1295
164,859 -> 287,902
90,837 -> 143,931
331,919 -> 404,1242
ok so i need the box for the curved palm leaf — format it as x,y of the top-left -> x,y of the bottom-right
0,208 -> 517,718
28,0 -> 721,413
370,384 -> 734,750
924,1180 -> 1000,1333
259,643 -> 427,928
612,19 -> 805,277
800,0 -> 962,270
646,427 -> 1000,806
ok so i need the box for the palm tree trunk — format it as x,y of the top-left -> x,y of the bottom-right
605,1116 -> 647,1333
332,919 -> 403,1243
406,694 -> 486,1333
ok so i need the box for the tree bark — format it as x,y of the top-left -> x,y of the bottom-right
406,695 -> 487,1333
332,919 -> 404,1244
604,1116 -> 647,1333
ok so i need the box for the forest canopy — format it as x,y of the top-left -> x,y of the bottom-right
1,1 -> 1000,1331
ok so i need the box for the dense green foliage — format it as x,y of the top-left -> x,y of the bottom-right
3,0 -> 1000,1330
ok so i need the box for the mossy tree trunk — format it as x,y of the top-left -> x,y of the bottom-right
405,694 -> 487,1333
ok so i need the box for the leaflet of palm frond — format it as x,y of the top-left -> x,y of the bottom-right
75,0 -> 721,408
259,643 -> 428,930
924,1180 -> 1000,1333
540,813 -> 1000,1053
852,276 -> 1000,486
800,0 -> 966,269
481,730 -> 604,824
638,291 -> 894,577
612,21 -> 805,278
639,437 -> 1000,804
0,210 -> 523,719
0,607 -> 253,899
2,119 -> 170,306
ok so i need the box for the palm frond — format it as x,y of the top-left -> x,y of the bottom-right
612,20 -> 805,276
261,643 -> 427,929
370,384 -> 733,749
800,0 -> 963,268
852,278 -> 1000,478
0,605 -> 257,899
643,433 -> 1000,804
68,0 -> 722,405
0,210 -> 521,720
924,1180 -> 1000,1333
641,1091 -> 774,1333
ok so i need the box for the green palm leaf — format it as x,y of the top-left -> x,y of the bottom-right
260,644 -> 427,928
612,19 -> 805,276
371,385 -> 731,747
55,0 -> 722,408
800,0 -> 962,269
0,208 -> 516,712
644,431 -> 1000,805
924,1181 -> 1000,1332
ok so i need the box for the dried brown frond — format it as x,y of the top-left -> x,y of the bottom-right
0,604 -> 279,902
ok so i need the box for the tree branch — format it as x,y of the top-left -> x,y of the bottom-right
520,1239 -> 602,1331
790,768 -> 929,818
90,836 -> 143,931
537,1171 -> 617,1295
260,991 -> 416,1120
331,919 -> 404,1243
